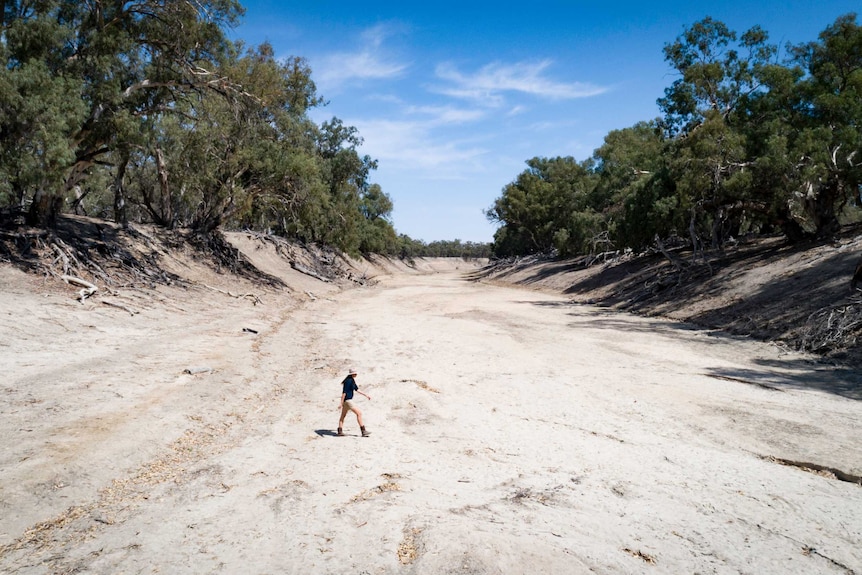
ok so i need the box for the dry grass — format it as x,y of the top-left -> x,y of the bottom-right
350,481 -> 401,502
397,528 -> 422,565
623,547 -> 657,564
401,379 -> 440,394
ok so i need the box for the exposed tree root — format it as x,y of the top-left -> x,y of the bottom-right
800,297 -> 862,353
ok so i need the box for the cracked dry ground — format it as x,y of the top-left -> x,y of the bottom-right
1,268 -> 860,574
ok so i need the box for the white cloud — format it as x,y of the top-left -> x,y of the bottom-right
360,23 -> 396,49
350,118 -> 488,178
314,23 -> 409,91
405,104 -> 487,125
506,105 -> 527,117
434,60 -> 608,104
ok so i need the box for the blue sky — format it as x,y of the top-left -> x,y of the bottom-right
231,1 -> 860,243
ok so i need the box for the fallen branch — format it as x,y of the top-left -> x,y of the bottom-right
61,274 -> 98,301
586,250 -> 620,267
100,299 -> 138,315
800,300 -> 862,352
184,366 -> 213,375
241,293 -> 262,305
291,261 -> 331,283
201,283 -> 262,305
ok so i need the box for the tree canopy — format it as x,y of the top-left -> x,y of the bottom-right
3,6 -> 858,261
0,0 -> 410,257
488,13 -> 862,259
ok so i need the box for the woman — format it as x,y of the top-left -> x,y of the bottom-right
338,368 -> 371,437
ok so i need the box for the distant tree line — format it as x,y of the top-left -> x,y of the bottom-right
395,236 -> 491,259
487,14 -> 862,258
0,0 -> 446,257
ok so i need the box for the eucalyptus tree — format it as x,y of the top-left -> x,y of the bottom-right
591,121 -> 671,251
659,17 -> 777,251
0,0 -> 245,227
357,183 -> 397,254
315,118 -> 380,254
149,43 -> 326,234
487,156 -> 598,257
0,1 -> 88,220
784,13 -> 862,238
736,13 -> 862,240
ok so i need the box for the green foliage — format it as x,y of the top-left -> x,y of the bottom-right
486,156 -> 599,256
782,14 -> 862,238
591,121 -> 668,248
0,3 -> 406,256
488,12 -> 862,259
3,6 -> 860,261
393,236 -> 492,259
358,184 -> 397,254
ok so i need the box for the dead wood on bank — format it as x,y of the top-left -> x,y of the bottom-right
0,215 -> 362,319
242,230 -> 357,284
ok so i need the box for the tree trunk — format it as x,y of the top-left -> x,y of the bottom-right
113,151 -> 130,228
26,189 -> 63,228
70,185 -> 88,216
688,206 -> 701,261
155,147 -> 173,228
812,178 -> 842,239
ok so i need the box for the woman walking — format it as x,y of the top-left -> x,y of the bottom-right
338,368 -> 371,437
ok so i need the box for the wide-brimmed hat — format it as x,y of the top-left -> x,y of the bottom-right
347,368 -> 357,375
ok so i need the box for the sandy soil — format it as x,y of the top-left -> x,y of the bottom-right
1,237 -> 861,574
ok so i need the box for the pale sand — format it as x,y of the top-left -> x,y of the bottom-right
0,252 -> 860,574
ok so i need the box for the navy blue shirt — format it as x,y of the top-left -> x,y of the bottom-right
342,376 -> 358,400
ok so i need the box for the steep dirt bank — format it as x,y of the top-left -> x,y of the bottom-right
471,229 -> 862,368
0,214 -> 476,303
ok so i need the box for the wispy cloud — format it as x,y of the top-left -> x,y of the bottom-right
314,23 -> 409,91
350,118 -> 488,177
404,104 -> 487,125
506,105 -> 527,117
434,60 -> 608,104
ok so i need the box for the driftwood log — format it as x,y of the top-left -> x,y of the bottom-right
101,299 -> 138,315
291,261 -> 330,283
61,274 -> 97,300
183,366 -> 213,375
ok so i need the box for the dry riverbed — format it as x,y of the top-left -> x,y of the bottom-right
0,253 -> 860,574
